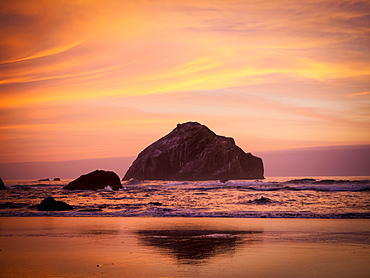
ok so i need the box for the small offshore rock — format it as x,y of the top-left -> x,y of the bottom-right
53,178 -> 61,181
64,170 -> 122,191
148,201 -> 163,206
37,178 -> 50,182
37,197 -> 73,211
251,196 -> 272,204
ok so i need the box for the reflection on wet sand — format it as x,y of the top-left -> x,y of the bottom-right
81,229 -> 120,235
137,229 -> 263,264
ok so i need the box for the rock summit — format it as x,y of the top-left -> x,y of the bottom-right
123,122 -> 264,180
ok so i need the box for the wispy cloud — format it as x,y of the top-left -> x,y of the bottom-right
347,91 -> 370,97
0,0 -> 369,162
0,40 -> 86,65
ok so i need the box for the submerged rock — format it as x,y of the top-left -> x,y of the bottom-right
249,196 -> 272,204
148,201 -> 163,206
64,170 -> 122,191
123,122 -> 264,180
37,197 -> 73,211
0,177 -> 5,190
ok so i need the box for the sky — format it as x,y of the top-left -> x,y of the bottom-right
0,0 -> 369,165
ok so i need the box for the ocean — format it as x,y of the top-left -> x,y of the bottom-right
1,176 -> 369,218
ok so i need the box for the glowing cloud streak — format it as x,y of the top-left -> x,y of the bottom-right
0,0 -> 369,162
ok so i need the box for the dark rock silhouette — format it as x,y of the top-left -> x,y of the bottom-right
64,170 -> 122,191
37,197 -> 73,211
0,177 -> 5,190
123,122 -> 264,180
53,178 -> 61,181
37,178 -> 50,181
148,201 -> 163,206
248,196 -> 272,204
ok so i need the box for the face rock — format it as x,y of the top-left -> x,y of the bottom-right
123,122 -> 264,181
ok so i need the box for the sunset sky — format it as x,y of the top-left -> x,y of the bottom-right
1,0 -> 369,164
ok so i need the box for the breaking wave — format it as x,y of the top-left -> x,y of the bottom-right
1,177 -> 369,218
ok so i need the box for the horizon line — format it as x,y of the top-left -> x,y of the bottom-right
1,144 -> 369,165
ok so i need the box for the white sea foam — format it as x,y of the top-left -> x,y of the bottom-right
103,185 -> 113,191
0,177 -> 369,218
164,182 -> 189,186
194,233 -> 240,238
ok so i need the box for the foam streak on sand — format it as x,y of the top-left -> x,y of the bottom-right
0,176 -> 369,218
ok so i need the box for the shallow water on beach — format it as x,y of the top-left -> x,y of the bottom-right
1,217 -> 370,278
1,176 -> 369,218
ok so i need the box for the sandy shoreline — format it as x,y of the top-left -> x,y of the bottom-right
1,217 -> 369,277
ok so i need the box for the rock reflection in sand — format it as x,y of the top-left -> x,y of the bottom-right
137,229 -> 263,264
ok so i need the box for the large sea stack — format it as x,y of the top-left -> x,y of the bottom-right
64,170 -> 122,191
123,122 -> 264,180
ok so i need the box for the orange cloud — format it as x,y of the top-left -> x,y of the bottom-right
347,91 -> 370,97
2,0 -> 369,104
0,0 -> 369,162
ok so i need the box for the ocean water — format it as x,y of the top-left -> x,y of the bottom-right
1,176 -> 369,218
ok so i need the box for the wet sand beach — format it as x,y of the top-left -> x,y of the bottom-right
1,217 -> 369,277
